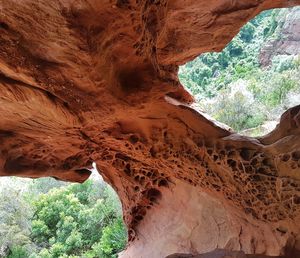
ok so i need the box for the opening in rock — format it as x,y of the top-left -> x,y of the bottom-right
179,7 -> 300,137
0,165 -> 127,257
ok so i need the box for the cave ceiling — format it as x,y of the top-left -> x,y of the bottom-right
1,1 -> 300,257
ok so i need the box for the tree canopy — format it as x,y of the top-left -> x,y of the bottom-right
0,178 -> 127,258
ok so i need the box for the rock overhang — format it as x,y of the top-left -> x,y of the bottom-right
1,1 -> 300,257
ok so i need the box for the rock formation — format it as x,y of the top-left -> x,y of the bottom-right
260,7 -> 300,67
1,1 -> 300,257
166,249 -> 298,258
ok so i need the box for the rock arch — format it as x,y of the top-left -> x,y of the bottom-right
1,1 -> 300,257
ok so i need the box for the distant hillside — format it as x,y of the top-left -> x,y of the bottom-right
179,7 -> 300,134
260,7 -> 300,66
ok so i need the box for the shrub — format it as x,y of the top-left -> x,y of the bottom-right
30,180 -> 127,257
7,246 -> 29,258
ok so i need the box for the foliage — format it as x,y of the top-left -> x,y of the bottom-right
0,178 -> 127,258
27,177 -> 67,196
0,178 -> 33,257
30,180 -> 127,258
99,218 -> 127,257
7,246 -> 28,258
202,83 -> 266,131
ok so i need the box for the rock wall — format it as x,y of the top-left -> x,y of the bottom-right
260,7 -> 300,67
1,1 -> 300,257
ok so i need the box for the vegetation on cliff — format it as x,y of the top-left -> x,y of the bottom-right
180,7 -> 300,134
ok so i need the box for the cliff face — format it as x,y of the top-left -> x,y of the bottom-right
260,7 -> 300,66
1,1 -> 300,257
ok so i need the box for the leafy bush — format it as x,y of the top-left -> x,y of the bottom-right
240,22 -> 256,42
0,178 -> 127,258
207,88 -> 266,131
7,246 -> 28,258
99,218 -> 127,257
272,55 -> 296,72
30,180 -> 127,258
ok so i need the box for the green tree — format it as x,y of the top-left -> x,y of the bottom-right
30,179 -> 127,258
0,178 -> 33,257
240,22 -> 256,42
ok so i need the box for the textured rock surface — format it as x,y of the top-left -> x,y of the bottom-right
166,249 -> 291,258
1,1 -> 300,258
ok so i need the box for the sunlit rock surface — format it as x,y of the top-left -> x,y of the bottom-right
1,1 -> 300,257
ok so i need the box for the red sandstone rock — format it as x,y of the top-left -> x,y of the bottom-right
166,249 -> 293,258
1,1 -> 300,257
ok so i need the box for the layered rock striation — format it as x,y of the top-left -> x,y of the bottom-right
1,1 -> 300,257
